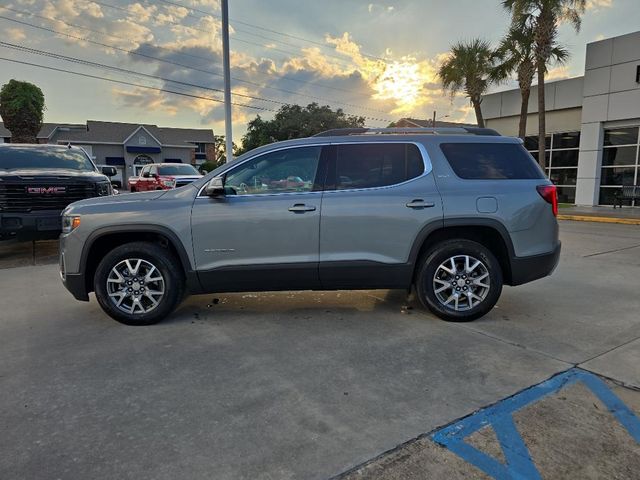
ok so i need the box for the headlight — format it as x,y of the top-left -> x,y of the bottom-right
162,179 -> 176,188
62,215 -> 81,233
96,181 -> 111,196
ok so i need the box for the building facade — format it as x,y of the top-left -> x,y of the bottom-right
482,30 -> 640,206
0,120 -> 215,186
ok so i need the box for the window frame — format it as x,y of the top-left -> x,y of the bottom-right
196,141 -> 432,197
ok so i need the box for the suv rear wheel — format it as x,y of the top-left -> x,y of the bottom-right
416,239 -> 503,322
94,241 -> 184,325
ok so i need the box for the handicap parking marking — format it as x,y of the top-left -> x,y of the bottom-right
431,368 -> 640,480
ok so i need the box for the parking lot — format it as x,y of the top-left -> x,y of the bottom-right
0,220 -> 639,479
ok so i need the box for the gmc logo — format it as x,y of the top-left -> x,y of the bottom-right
26,186 -> 67,194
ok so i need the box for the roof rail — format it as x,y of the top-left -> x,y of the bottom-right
313,127 -> 501,137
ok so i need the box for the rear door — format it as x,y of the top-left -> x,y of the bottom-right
319,142 -> 443,289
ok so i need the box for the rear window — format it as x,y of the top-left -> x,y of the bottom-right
157,165 -> 199,175
0,147 -> 95,172
440,143 -> 544,180
334,143 -> 424,190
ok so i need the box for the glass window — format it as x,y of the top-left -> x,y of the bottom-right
441,143 -> 544,180
604,128 -> 638,146
0,146 -> 95,171
550,150 -> 579,168
157,165 -> 199,175
552,131 -> 580,149
602,146 -> 637,166
549,168 -> 577,185
334,143 -> 424,190
524,135 -> 550,150
225,146 -> 322,195
556,186 -> 576,203
599,187 -> 621,206
600,167 -> 636,185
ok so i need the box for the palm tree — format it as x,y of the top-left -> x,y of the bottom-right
438,39 -> 495,128
502,0 -> 586,168
492,24 -> 569,140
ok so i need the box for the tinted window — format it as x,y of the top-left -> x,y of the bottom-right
334,143 -> 423,190
604,128 -> 638,146
441,143 -> 544,180
157,165 -> 199,175
225,146 -> 321,195
0,146 -> 95,171
553,131 -> 580,149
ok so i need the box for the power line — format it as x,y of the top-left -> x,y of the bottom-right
147,0 -> 384,67
0,13 -> 390,122
151,0 -> 389,63
91,0 -> 374,93
0,56 -> 277,111
0,41 -> 286,106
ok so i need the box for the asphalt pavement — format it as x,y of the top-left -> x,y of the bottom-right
0,220 -> 639,479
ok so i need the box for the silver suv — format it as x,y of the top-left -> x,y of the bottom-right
59,127 -> 560,325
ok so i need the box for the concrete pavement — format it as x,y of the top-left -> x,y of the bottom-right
0,220 -> 639,479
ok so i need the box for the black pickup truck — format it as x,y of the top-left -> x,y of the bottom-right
0,144 -> 116,241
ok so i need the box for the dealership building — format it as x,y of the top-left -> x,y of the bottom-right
482,30 -> 640,206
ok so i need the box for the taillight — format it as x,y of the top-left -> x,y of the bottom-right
537,185 -> 558,217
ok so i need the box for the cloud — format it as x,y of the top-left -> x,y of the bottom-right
586,0 -> 613,10
546,65 -> 571,81
5,27 -> 27,41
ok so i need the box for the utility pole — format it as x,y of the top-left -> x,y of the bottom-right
432,110 -> 436,127
221,0 -> 233,162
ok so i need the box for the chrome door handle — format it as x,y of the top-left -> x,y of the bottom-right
406,199 -> 435,209
288,204 -> 316,212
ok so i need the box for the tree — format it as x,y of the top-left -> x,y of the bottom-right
0,79 -> 46,143
492,23 -> 568,140
214,135 -> 238,164
239,103 -> 365,153
438,39 -> 496,128
503,0 -> 586,168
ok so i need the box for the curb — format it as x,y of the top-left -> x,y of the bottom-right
558,214 -> 640,225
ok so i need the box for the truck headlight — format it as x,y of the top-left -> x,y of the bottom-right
162,179 -> 176,188
62,215 -> 81,233
96,181 -> 112,196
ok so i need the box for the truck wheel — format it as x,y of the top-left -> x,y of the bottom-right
415,239 -> 503,322
130,187 -> 136,192
94,241 -> 184,325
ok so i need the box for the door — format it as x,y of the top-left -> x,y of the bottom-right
319,142 -> 443,289
191,145 -> 326,292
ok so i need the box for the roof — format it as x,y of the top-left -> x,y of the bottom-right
395,118 -> 477,128
0,122 -> 84,139
0,120 -> 215,145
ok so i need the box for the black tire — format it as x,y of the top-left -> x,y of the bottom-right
94,241 -> 184,325
415,239 -> 503,322
130,187 -> 136,193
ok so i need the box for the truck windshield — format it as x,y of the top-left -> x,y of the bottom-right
157,165 -> 199,176
0,147 -> 96,171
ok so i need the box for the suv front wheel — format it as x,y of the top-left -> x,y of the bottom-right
416,239 -> 503,322
94,241 -> 184,325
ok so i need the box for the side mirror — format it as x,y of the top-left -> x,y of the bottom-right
101,166 -> 117,177
205,176 -> 225,197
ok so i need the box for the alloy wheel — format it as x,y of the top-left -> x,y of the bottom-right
106,258 -> 165,314
432,255 -> 490,311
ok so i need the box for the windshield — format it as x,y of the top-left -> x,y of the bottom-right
158,165 -> 199,176
0,147 -> 96,172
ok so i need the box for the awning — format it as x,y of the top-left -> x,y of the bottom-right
126,146 -> 161,154
105,156 -> 125,166
163,158 -> 182,163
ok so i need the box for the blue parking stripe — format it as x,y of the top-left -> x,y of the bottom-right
431,368 -> 640,479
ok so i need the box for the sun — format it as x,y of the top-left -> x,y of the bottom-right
372,61 -> 424,109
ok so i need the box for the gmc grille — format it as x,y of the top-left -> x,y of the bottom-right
0,181 -> 97,212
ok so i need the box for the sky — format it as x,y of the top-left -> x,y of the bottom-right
0,0 -> 637,143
